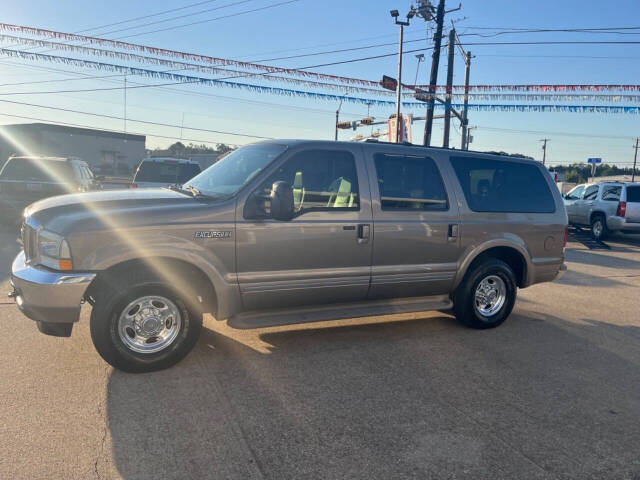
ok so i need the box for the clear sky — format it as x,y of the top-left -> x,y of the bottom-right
1,0 -> 640,167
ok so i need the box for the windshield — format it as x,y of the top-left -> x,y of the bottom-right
184,143 -> 286,196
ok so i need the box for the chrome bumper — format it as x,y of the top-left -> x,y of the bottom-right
9,251 -> 96,326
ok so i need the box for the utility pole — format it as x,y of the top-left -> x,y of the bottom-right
390,7 -> 416,143
123,74 -> 127,133
633,137 -> 639,182
460,50 -> 472,150
540,138 -> 550,165
422,0 -> 445,146
335,97 -> 344,141
442,28 -> 455,148
394,21 -> 404,143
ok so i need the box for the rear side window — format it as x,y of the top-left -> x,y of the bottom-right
627,186 -> 640,203
450,156 -> 555,213
0,158 -> 74,183
602,185 -> 621,201
374,154 -> 448,211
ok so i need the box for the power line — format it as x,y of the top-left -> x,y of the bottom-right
0,111 -> 246,146
0,98 -> 273,139
76,0 -> 224,34
0,59 -> 367,118
94,0 -> 257,37
116,0 -> 301,40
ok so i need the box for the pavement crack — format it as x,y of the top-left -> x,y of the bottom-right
93,364 -> 110,480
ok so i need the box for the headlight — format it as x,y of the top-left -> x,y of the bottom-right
37,229 -> 73,271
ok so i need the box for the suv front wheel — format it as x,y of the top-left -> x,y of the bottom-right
453,258 -> 517,329
90,271 -> 202,373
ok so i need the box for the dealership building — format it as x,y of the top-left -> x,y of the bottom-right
0,123 -> 146,172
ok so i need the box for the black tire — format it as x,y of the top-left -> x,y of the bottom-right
590,214 -> 608,241
90,271 -> 202,373
453,258 -> 517,329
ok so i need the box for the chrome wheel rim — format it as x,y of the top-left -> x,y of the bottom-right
474,275 -> 507,317
117,295 -> 182,354
593,220 -> 603,238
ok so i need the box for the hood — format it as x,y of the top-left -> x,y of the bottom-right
24,188 -> 224,234
26,188 -> 189,215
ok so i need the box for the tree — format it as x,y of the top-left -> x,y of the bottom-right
149,142 -> 234,157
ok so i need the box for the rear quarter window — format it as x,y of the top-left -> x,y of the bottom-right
135,162 -> 180,183
178,163 -> 201,183
0,158 -> 74,183
626,186 -> 640,203
450,156 -> 556,213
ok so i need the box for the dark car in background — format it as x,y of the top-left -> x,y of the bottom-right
0,155 -> 100,225
131,157 -> 201,188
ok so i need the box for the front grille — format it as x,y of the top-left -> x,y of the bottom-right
22,224 -> 37,263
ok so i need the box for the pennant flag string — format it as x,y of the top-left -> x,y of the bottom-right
2,23 -> 640,93
3,36 -> 639,103
0,23 -> 380,88
0,35 -> 397,96
0,48 -> 638,114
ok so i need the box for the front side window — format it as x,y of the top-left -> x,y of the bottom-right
260,149 -> 359,211
601,185 -> 621,201
583,185 -> 599,200
566,185 -> 585,200
374,153 -> 448,211
185,144 -> 286,197
450,156 -> 555,213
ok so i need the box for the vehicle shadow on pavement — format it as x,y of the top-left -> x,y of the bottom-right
105,311 -> 640,480
553,267 -> 627,288
566,248 -> 640,270
0,226 -> 20,286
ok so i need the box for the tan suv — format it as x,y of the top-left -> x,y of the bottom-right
9,140 -> 567,372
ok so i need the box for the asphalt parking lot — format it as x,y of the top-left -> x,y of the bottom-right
1,226 -> 639,480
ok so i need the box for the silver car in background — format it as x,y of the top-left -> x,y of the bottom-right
564,181 -> 640,240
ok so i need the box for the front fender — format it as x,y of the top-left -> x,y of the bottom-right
69,227 -> 241,319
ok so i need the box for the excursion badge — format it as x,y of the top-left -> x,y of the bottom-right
194,231 -> 232,239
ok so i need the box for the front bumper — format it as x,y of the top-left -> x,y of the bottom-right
9,250 -> 96,326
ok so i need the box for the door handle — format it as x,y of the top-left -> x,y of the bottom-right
357,224 -> 370,244
448,224 -> 459,242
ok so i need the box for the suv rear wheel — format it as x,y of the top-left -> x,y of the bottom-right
453,258 -> 517,329
590,214 -> 608,241
90,271 -> 202,373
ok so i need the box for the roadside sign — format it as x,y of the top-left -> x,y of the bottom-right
413,87 -> 432,103
587,158 -> 602,164
380,75 -> 398,91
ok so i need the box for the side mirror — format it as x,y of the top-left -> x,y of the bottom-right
270,181 -> 294,221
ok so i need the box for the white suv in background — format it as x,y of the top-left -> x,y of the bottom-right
564,182 -> 640,240
131,158 -> 201,189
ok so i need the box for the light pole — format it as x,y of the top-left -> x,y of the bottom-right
390,7 -> 416,143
